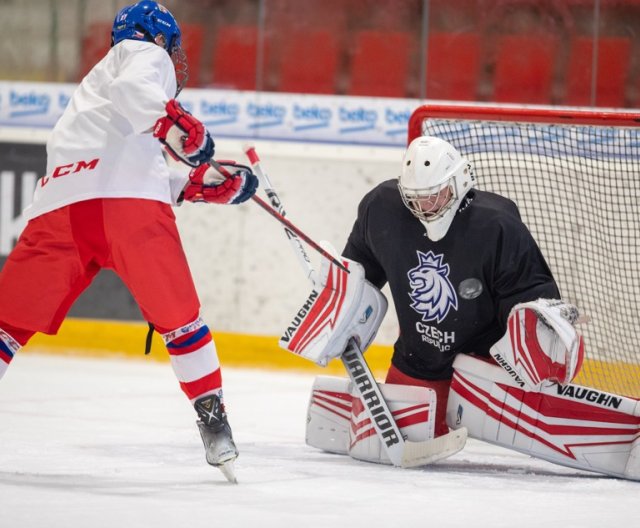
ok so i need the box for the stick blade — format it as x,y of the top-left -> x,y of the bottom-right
401,427 -> 468,468
219,459 -> 239,484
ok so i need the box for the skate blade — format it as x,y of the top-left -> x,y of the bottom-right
219,459 -> 238,484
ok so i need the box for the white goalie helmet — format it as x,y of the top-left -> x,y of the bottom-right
398,136 -> 476,241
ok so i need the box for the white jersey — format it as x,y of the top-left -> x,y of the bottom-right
24,40 -> 184,221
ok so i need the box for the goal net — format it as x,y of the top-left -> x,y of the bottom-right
408,103 -> 640,398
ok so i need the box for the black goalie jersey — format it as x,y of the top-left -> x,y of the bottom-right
342,179 -> 559,381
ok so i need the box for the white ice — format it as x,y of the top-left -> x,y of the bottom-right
1,353 -> 639,528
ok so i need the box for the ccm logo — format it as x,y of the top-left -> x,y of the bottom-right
41,158 -> 99,187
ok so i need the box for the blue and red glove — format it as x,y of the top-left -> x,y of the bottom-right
182,161 -> 259,205
153,99 -> 214,167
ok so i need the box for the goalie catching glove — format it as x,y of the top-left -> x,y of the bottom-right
490,298 -> 585,390
154,99 -> 215,167
181,161 -> 259,205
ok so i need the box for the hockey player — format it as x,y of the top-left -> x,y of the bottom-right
283,136 -> 638,478
342,135 -> 565,437
0,1 -> 258,482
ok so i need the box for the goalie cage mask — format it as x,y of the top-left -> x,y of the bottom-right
398,136 -> 476,242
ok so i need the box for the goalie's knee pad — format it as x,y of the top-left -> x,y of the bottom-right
490,299 -> 584,390
385,364 -> 451,437
448,354 -> 640,480
305,376 -> 436,465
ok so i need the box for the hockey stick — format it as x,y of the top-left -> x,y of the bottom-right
241,145 -> 468,468
209,159 -> 348,277
244,148 -> 320,287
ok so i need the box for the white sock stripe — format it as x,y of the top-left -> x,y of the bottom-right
160,316 -> 206,344
190,388 -> 222,404
169,341 -> 220,383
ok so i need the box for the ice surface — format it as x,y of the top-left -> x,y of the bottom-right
1,353 -> 639,528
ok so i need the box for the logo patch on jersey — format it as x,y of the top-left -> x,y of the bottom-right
458,277 -> 483,300
407,250 -> 458,323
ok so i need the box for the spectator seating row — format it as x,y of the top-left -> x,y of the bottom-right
79,22 -> 635,107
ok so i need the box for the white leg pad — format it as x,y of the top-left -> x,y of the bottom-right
306,376 -> 352,455
306,376 -> 437,464
447,355 -> 640,480
625,436 -> 640,479
349,383 -> 435,465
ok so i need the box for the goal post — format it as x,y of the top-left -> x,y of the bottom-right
408,103 -> 640,398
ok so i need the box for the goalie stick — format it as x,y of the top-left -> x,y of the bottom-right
240,145 -> 467,468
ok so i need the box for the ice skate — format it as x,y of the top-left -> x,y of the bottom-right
194,394 -> 239,484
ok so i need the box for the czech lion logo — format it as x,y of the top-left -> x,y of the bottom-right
407,251 -> 458,323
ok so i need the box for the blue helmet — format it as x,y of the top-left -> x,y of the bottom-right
112,1 -> 181,53
111,1 -> 188,93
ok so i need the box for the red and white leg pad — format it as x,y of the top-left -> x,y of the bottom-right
306,376 -> 437,464
447,355 -> 640,480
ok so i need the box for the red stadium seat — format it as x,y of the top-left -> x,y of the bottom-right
277,30 -> 340,94
426,31 -> 481,101
348,30 -> 415,98
78,22 -> 112,80
78,22 -> 204,88
492,33 -> 559,104
210,25 -> 270,90
565,36 -> 631,107
181,23 -> 204,88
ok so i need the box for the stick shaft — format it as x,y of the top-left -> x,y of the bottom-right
209,158 -> 349,275
250,193 -> 349,274
243,147 -> 349,279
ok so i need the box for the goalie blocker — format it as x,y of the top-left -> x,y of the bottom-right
279,248 -> 386,367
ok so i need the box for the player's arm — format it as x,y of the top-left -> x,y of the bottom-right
108,42 -> 176,134
342,195 -> 387,289
492,219 -> 560,327
109,43 -> 214,167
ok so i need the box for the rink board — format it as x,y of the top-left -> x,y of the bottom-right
23,317 -> 640,396
24,317 -> 393,378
